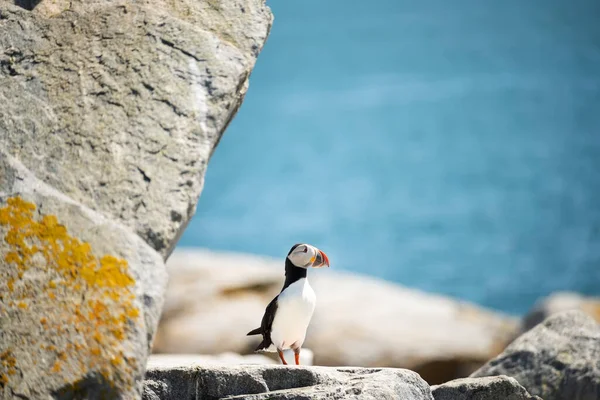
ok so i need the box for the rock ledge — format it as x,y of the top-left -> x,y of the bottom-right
143,364 -> 433,400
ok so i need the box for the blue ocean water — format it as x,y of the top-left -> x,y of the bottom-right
178,0 -> 600,314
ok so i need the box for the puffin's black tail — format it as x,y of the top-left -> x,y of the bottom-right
246,327 -> 262,336
247,328 -> 272,351
254,337 -> 272,352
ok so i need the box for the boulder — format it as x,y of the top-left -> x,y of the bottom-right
432,376 -> 541,400
0,0 -> 272,258
0,152 -> 167,398
143,364 -> 433,400
0,0 -> 272,397
519,292 -> 600,335
153,249 -> 519,384
472,310 -> 600,400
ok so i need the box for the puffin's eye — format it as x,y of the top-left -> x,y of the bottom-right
302,246 -> 308,253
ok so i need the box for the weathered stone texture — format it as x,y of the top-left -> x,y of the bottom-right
143,364 -> 434,400
0,0 -> 272,258
472,310 -> 600,400
0,153 -> 167,399
432,376 -> 541,400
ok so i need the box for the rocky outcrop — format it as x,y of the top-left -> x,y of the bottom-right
153,249 -> 518,384
142,364 -> 544,400
519,291 -> 600,335
0,0 -> 272,398
432,376 -> 541,400
143,364 -> 434,400
0,0 -> 272,258
472,310 -> 600,400
0,153 -> 167,399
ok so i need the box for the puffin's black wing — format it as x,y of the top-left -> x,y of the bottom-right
261,296 -> 278,335
246,327 -> 262,336
249,295 -> 279,351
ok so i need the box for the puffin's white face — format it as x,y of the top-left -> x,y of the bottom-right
287,243 -> 330,269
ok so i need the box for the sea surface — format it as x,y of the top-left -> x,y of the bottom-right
178,0 -> 600,315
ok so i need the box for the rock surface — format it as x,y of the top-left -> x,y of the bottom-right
0,152 -> 167,398
519,291 -> 600,335
0,0 -> 273,258
472,310 -> 600,400
153,249 -> 518,384
143,364 -> 434,400
432,376 -> 541,400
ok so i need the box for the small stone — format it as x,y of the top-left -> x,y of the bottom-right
432,376 -> 541,400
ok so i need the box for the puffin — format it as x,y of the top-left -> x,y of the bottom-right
247,243 -> 330,365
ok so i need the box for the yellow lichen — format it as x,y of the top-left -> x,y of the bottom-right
51,361 -> 61,373
0,351 -> 17,386
110,356 -> 123,366
0,197 -> 140,390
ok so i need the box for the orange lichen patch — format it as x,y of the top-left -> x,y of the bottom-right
127,308 -> 140,319
0,351 -> 17,387
51,361 -> 61,373
0,196 -> 140,390
110,356 -> 123,366
93,331 -> 103,342
0,352 -> 16,369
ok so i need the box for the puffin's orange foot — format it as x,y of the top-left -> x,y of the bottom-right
294,351 -> 300,366
278,350 -> 288,365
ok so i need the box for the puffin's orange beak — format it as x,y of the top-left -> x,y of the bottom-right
312,249 -> 330,268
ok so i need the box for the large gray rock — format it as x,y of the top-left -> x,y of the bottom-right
0,0 -> 271,397
143,364 -> 434,400
153,249 -> 518,384
0,0 -> 272,258
432,376 -> 541,400
0,152 -> 167,398
472,310 -> 600,400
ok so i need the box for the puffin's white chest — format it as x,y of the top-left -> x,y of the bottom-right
269,278 -> 316,351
